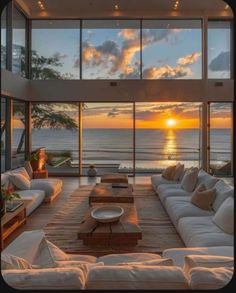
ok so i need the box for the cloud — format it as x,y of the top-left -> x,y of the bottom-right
107,108 -> 119,118
143,65 -> 192,79
177,52 -> 201,66
76,28 -> 182,78
209,51 -> 230,71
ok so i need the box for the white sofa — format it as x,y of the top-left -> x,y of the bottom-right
1,167 -> 63,215
151,169 -> 234,248
1,230 -> 234,290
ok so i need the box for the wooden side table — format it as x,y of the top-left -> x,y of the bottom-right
1,201 -> 28,250
33,169 -> 48,179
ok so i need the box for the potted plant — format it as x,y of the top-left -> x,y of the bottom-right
87,164 -> 97,177
1,184 -> 21,213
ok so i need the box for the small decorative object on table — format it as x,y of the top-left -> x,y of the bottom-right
87,164 -> 97,177
1,184 -> 21,213
91,205 -> 124,223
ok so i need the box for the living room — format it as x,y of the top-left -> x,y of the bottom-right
1,0 -> 235,290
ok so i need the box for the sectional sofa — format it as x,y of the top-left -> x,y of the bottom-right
1,168 -> 234,290
1,167 -> 63,216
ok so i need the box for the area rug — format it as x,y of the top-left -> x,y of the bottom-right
44,184 -> 184,256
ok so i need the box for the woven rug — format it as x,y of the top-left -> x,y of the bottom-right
44,184 -> 184,256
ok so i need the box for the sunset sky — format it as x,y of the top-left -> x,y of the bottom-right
7,102 -> 229,129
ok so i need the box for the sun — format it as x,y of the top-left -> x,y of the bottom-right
166,119 -> 176,128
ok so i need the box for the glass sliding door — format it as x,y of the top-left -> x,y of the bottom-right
12,99 -> 26,168
1,6 -> 6,69
209,102 -> 233,176
135,102 -> 201,173
31,103 -> 80,175
1,97 -> 6,171
82,103 -> 134,175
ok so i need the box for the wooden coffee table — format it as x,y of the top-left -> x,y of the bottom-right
78,203 -> 142,246
100,173 -> 128,184
89,183 -> 134,205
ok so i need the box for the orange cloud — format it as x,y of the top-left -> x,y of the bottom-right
177,52 -> 201,66
143,65 -> 192,79
118,29 -> 138,40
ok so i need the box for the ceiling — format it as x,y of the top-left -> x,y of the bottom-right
16,0 -> 233,18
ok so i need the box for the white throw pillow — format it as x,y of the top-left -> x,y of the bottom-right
213,197 -> 234,234
183,255 -> 234,277
34,238 -> 69,268
117,258 -> 174,266
2,267 -> 86,290
1,253 -> 32,270
9,173 -> 31,190
189,267 -> 233,290
173,163 -> 185,181
181,167 -> 199,192
24,161 -> 33,179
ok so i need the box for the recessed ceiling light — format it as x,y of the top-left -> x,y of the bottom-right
224,4 -> 229,10
38,1 -> 42,4
114,4 -> 119,10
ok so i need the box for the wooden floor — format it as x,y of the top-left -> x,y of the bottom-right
3,175 -> 234,249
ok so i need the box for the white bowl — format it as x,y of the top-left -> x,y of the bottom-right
91,205 -> 124,223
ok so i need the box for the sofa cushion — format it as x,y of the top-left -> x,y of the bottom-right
30,178 -> 62,198
173,163 -> 185,181
11,167 -> 31,181
2,268 -> 86,290
9,173 -> 31,190
117,258 -> 174,266
151,174 -> 177,191
191,183 -> 216,211
178,216 -> 233,247
165,196 -> 214,228
97,253 -> 161,265
162,246 -> 234,267
86,265 -> 189,290
183,255 -> 234,277
213,180 -> 234,212
189,267 -> 233,290
1,253 -> 33,270
213,197 -> 234,234
67,254 -> 97,263
196,169 -> 219,188
2,230 -> 45,264
181,167 -> 199,192
17,190 -> 45,216
158,187 -> 191,205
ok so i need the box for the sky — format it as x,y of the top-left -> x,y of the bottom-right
4,20 -> 231,128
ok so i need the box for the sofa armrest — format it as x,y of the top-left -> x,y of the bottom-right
2,268 -> 85,290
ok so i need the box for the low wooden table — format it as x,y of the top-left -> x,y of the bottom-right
89,183 -> 134,205
1,200 -> 30,250
100,173 -> 128,184
78,203 -> 142,246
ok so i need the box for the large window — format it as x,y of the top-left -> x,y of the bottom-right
31,20 -> 80,79
135,102 -> 201,172
82,20 -> 140,79
1,6 -> 6,69
209,102 -> 233,176
82,103 -> 134,175
142,20 -> 202,79
31,103 -> 80,175
12,7 -> 26,77
1,97 -> 6,171
208,21 -> 231,79
12,100 -> 26,168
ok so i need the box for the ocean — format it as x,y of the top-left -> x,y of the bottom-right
10,128 -> 229,164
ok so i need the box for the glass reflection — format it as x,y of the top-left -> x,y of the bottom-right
163,129 -> 177,161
